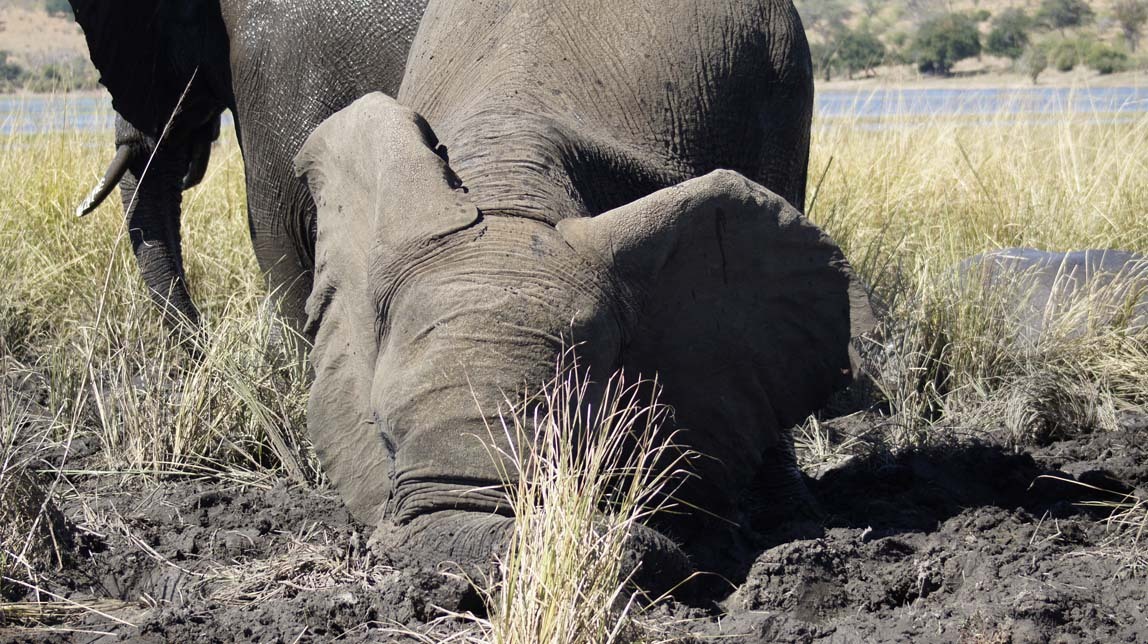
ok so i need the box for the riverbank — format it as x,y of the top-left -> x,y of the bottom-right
818,61 -> 1148,91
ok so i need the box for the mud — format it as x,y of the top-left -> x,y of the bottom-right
2,416 -> 1146,643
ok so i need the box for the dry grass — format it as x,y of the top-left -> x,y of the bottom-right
3,87 -> 1148,627
443,358 -> 692,644
810,101 -> 1148,448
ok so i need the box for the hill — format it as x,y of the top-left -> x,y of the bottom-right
0,3 -> 86,67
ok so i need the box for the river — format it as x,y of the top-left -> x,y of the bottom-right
3,86 -> 1147,136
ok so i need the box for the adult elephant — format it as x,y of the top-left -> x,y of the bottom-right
70,0 -> 428,332
296,0 -> 872,570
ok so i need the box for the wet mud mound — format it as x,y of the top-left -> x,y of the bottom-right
3,420 -> 1146,642
702,425 -> 1148,643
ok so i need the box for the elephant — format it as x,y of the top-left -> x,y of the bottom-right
69,0 -> 428,332
959,248 -> 1148,342
294,0 -> 873,572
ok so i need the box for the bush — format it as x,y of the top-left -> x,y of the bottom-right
987,9 -> 1034,60
0,51 -> 23,90
837,28 -> 887,78
912,13 -> 982,75
1037,0 -> 1095,33
43,0 -> 73,18
1086,43 -> 1131,74
1114,0 -> 1148,52
809,41 -> 838,82
1018,44 -> 1050,83
1049,39 -> 1082,71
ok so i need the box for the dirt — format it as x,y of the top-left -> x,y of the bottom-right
2,414 -> 1146,643
0,8 -> 87,67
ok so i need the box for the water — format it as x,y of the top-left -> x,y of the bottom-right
2,87 -> 1147,135
816,86 -> 1148,121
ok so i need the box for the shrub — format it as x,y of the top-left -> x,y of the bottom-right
1113,0 -> 1148,52
809,41 -> 838,82
987,9 -> 1034,60
1086,43 -> 1131,74
1037,0 -> 1095,33
1049,39 -> 1082,71
912,13 -> 982,75
43,0 -> 73,18
1018,44 -> 1050,83
837,28 -> 887,78
0,51 -> 22,89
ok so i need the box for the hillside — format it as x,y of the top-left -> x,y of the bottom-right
0,3 -> 85,66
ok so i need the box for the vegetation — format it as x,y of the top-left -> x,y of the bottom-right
1019,43 -> 1050,83
1037,0 -> 1097,33
42,0 -> 70,18
0,51 -> 99,93
836,28 -> 888,78
1086,42 -> 1132,72
987,8 -> 1034,60
1,91 -> 1146,634
809,101 -> 1148,451
1114,0 -> 1148,51
795,0 -> 1147,81
912,13 -> 983,75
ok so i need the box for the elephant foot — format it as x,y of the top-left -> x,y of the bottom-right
371,512 -> 517,578
370,511 -> 693,600
748,428 -> 825,531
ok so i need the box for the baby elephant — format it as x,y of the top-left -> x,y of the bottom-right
959,248 -> 1148,342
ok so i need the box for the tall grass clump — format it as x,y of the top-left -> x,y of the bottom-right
452,357 -> 691,644
0,96 -> 314,484
809,92 -> 1148,444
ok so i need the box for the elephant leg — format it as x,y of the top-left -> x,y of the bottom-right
244,172 -> 315,342
748,427 -> 823,528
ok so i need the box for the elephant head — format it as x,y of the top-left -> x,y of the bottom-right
71,0 -> 233,328
295,94 -> 870,564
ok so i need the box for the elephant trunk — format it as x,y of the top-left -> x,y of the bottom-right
119,145 -> 200,330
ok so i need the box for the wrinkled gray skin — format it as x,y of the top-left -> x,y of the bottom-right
297,0 -> 872,575
70,0 -> 427,333
959,248 -> 1148,342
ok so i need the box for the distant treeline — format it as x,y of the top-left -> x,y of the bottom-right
0,51 -> 99,93
796,0 -> 1148,82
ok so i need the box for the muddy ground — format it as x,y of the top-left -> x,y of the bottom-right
2,412 -> 1146,643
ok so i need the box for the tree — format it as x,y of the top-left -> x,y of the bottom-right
795,0 -> 851,37
809,41 -> 839,82
0,51 -> 23,89
987,9 -> 1033,60
1114,0 -> 1148,52
1018,44 -> 1049,83
912,13 -> 982,75
836,29 -> 887,79
1036,0 -> 1095,34
44,0 -> 74,19
1085,43 -> 1130,73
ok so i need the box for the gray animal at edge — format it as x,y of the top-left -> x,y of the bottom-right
295,0 -> 873,572
69,0 -> 428,332
959,248 -> 1148,342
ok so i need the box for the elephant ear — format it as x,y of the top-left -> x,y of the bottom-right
557,170 -> 872,495
294,92 -> 479,525
70,0 -> 223,136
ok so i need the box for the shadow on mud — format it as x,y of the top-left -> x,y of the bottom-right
676,435 -> 1138,604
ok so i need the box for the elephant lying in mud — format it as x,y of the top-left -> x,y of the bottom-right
295,0 -> 872,571
70,0 -> 428,331
960,248 -> 1148,341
